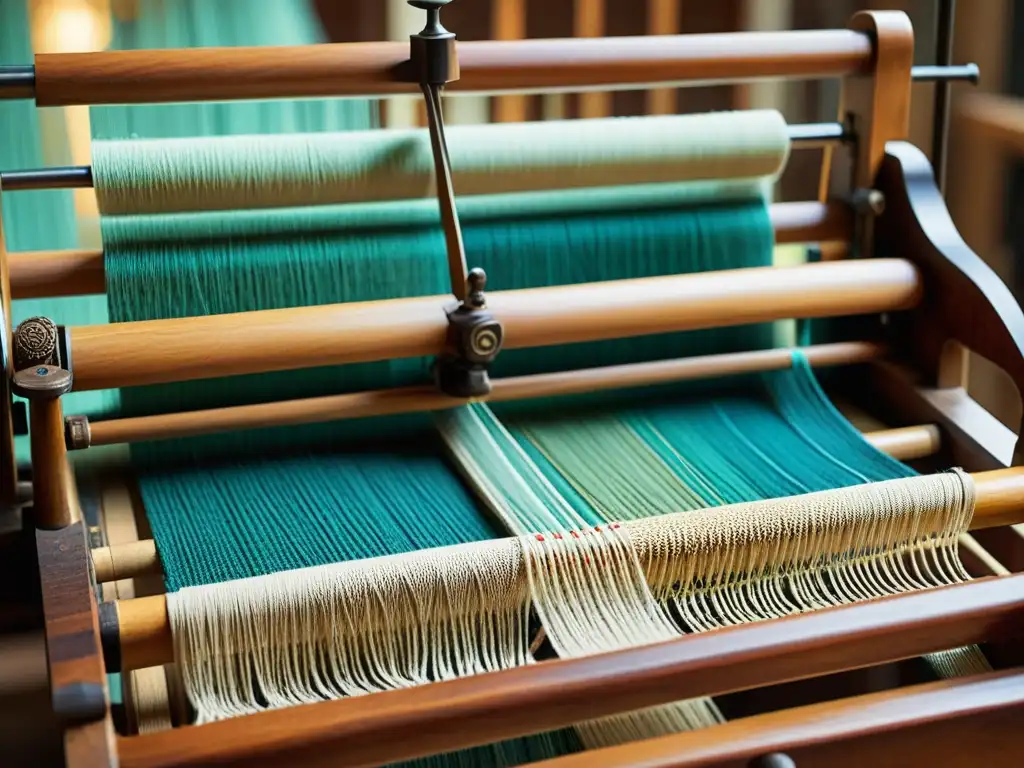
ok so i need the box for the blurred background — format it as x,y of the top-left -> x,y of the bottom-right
1,0 -> 1019,764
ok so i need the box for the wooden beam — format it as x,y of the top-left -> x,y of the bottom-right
38,523 -> 116,766
115,574 -> 1024,767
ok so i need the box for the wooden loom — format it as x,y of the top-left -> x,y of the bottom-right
2,1 -> 1024,766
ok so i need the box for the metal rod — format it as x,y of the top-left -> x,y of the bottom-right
912,63 -> 977,84
0,66 -> 34,99
789,122 -> 851,145
932,0 -> 957,196
0,166 -> 93,191
421,82 -> 469,301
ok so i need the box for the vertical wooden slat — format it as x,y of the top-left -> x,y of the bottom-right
530,0 -> 574,120
493,0 -> 528,122
38,522 -> 117,766
646,0 -> 679,115
384,0 -> 421,129
0,188 -> 17,508
739,0 -> 793,113
575,0 -> 611,118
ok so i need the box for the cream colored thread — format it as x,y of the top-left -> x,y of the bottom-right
93,111 -> 790,215
169,538 -> 530,724
167,469 -> 980,725
437,405 -> 717,745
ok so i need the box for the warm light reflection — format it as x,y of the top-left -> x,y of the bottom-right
32,0 -> 112,53
29,0 -> 111,223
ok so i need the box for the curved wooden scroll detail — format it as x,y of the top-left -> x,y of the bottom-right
874,140 -> 1024,465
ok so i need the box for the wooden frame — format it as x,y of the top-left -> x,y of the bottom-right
3,8 -> 1024,768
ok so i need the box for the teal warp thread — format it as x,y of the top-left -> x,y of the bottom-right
147,440 -> 502,593
103,187 -> 776,592
103,187 -> 774,419
501,354 -> 915,523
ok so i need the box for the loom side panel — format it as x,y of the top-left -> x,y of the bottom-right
876,140 -> 1024,463
37,522 -> 116,767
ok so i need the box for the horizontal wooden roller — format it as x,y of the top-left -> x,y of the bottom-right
862,424 -> 941,460
93,540 -> 159,584
529,670 -> 1024,768
114,574 -> 1024,768
102,466 -> 1024,673
79,342 -> 882,448
6,203 -> 850,300
67,259 -> 921,392
7,248 -> 104,299
32,30 -> 873,107
87,422 -> 942,585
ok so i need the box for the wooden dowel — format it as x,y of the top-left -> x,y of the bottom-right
861,424 -> 941,460
93,540 -> 159,584
81,342 -> 882,448
7,249 -> 105,298
67,259 -> 921,392
114,574 -> 1024,767
0,187 -> 16,507
528,670 -> 1024,768
104,466 -> 1024,672
88,421 -> 943,585
575,0 -> 611,119
8,203 -> 849,300
492,0 -> 528,123
770,201 -> 851,244
646,0 -> 680,115
32,31 -> 873,107
959,92 -> 1024,158
17,369 -> 76,529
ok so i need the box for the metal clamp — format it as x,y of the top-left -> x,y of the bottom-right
10,316 -> 73,400
434,269 -> 503,398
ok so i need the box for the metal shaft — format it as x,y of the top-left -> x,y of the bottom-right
932,0 -> 957,196
0,66 -> 34,99
0,166 -> 93,191
422,83 -> 469,302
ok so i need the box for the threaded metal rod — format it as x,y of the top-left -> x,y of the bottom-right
931,0 -> 957,196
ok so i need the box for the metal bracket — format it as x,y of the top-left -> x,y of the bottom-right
407,1 -> 504,397
433,269 -> 503,398
849,188 -> 886,260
